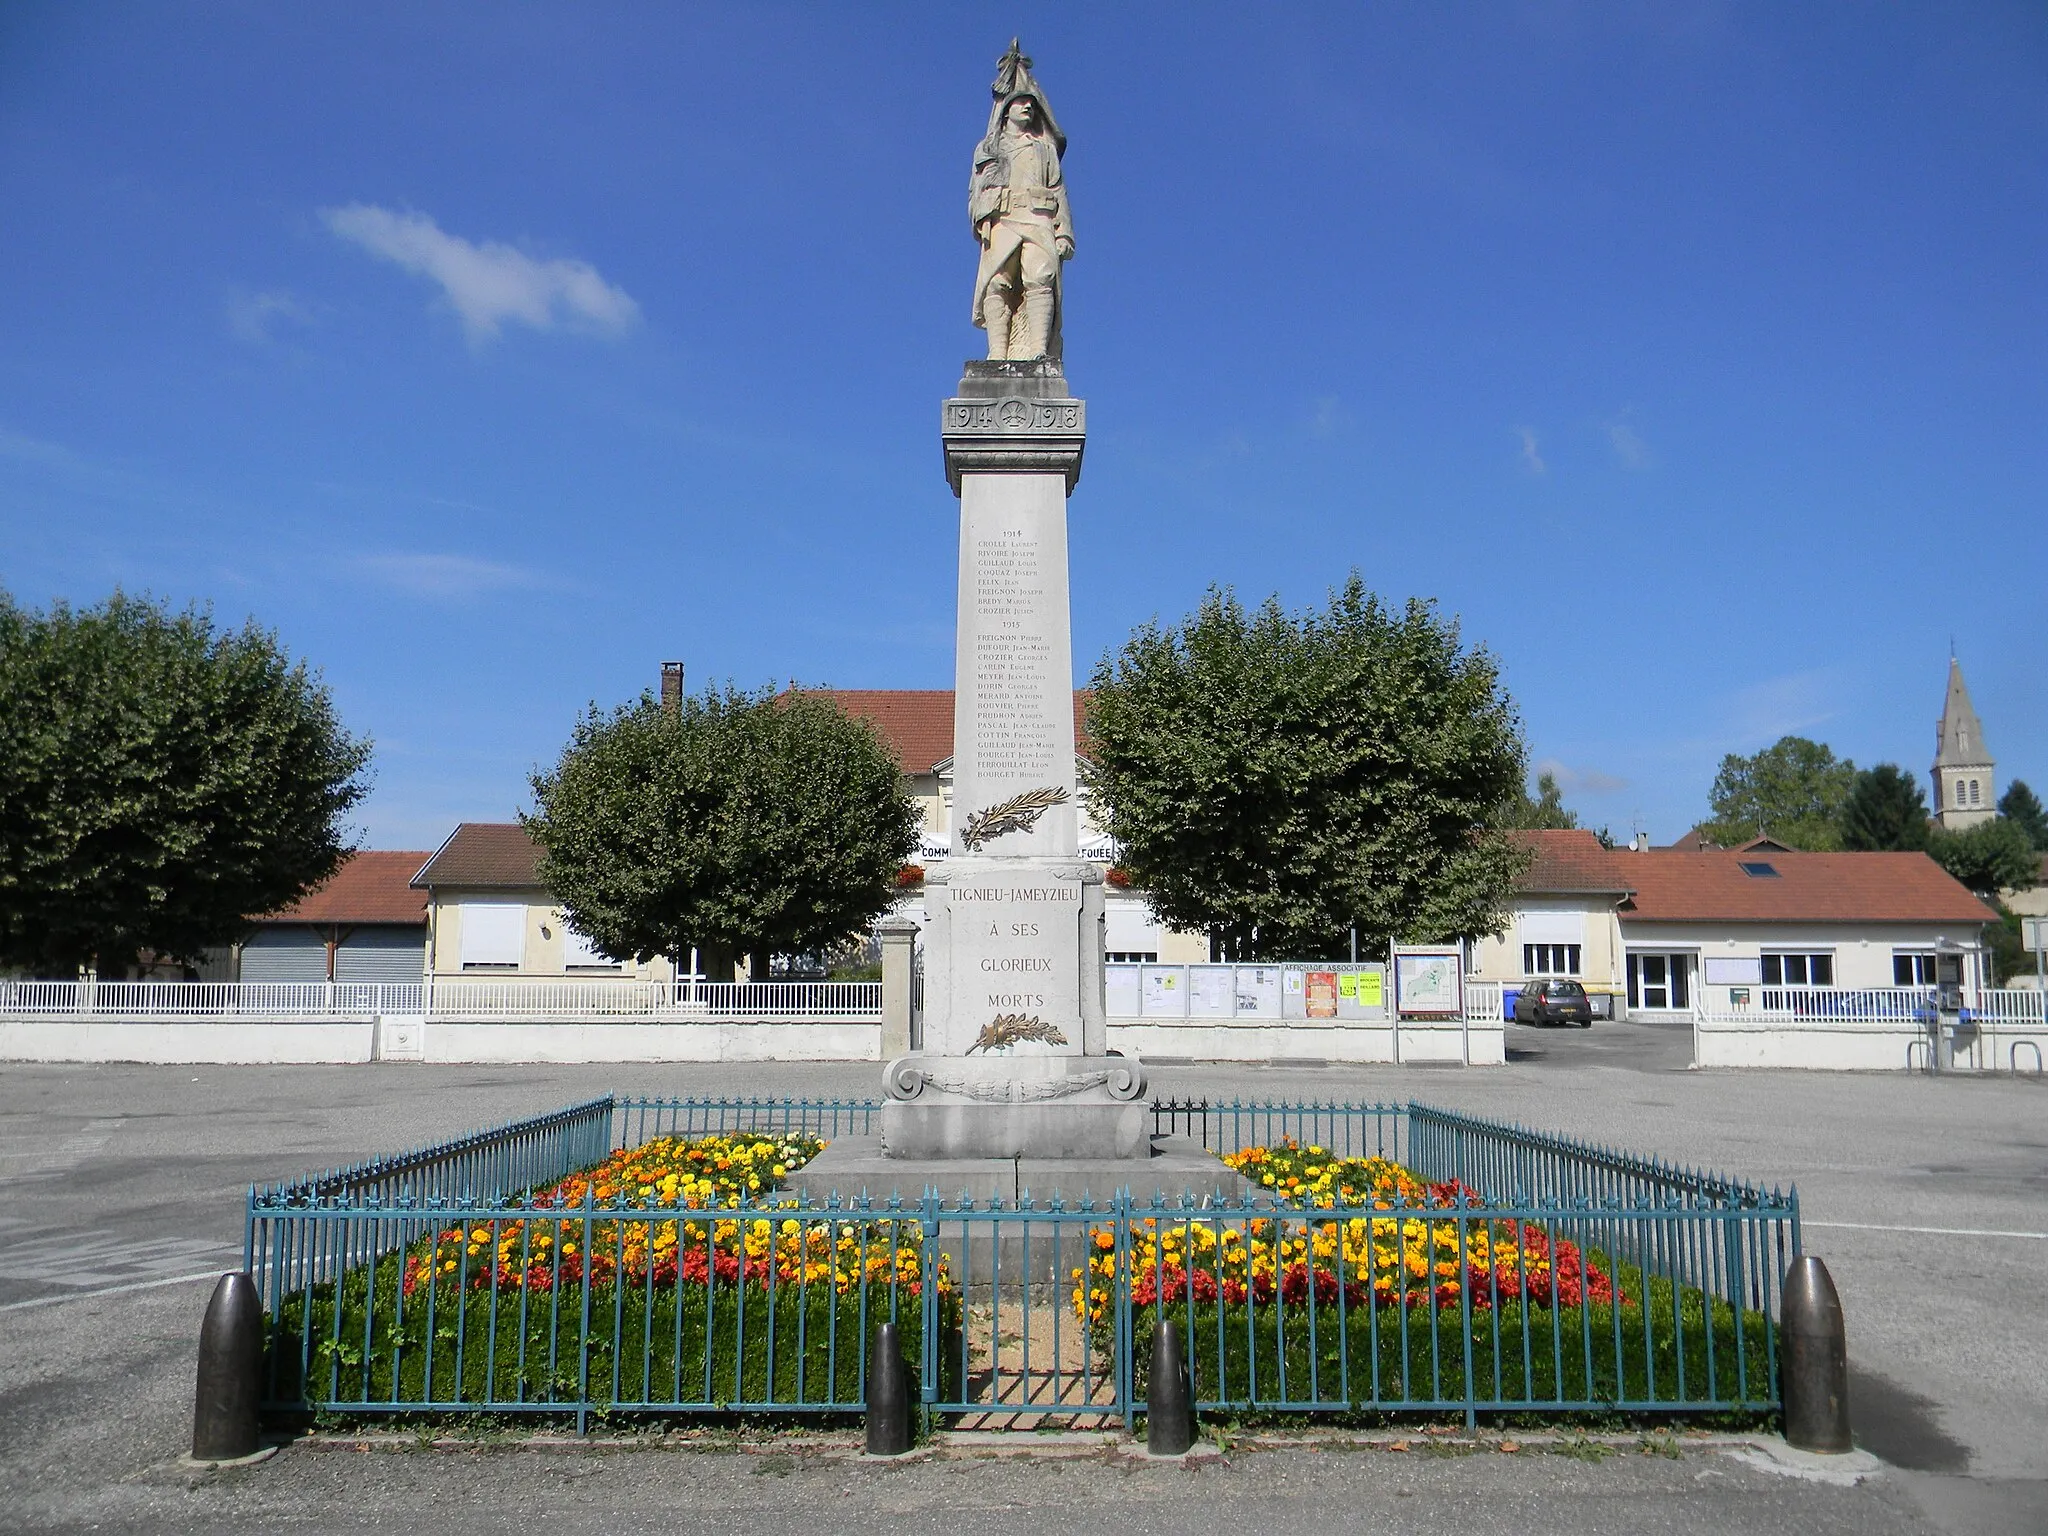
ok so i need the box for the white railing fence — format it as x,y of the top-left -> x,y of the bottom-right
0,978 -> 882,1023
1699,984 -> 2047,1026
0,979 -> 426,1016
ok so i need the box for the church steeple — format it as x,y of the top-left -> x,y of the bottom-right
1932,656 -> 1995,829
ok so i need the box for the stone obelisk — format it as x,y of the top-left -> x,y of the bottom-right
881,42 -> 1146,1160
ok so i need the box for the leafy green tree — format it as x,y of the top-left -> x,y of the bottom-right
0,590 -> 370,976
1504,769 -> 1579,830
1837,763 -> 1930,852
1998,780 -> 2048,852
1084,576 -> 1529,961
1986,905 -> 2028,986
1700,736 -> 1856,851
1926,817 -> 2039,897
527,685 -> 920,977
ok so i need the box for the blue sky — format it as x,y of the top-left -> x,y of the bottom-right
3,3 -> 2044,848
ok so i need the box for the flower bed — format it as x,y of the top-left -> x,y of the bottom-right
272,1132 -> 960,1415
1073,1141 -> 1775,1414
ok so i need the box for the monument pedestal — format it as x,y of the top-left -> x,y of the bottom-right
883,361 -> 1151,1164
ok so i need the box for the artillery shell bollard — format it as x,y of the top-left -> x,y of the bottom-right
1780,1255 -> 1853,1454
192,1271 -> 264,1462
865,1321 -> 913,1456
1146,1318 -> 1193,1456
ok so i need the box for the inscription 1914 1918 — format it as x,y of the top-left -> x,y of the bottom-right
944,398 -> 1082,432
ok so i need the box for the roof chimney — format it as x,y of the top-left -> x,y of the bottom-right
1631,832 -> 1649,852
660,661 -> 684,714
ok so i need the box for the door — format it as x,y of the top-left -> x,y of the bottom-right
1626,952 -> 1693,1012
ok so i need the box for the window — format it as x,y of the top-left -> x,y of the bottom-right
1969,779 -> 1981,806
1523,943 -> 1581,976
1106,951 -> 1158,964
458,903 -> 525,970
1761,952 -> 1834,987
1738,861 -> 1780,878
562,923 -> 621,971
1893,952 -> 1937,986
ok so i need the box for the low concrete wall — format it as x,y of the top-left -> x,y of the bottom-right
0,1016 -> 881,1064
1108,1017 -> 1504,1065
422,1020 -> 880,1064
0,1017 -> 376,1064
1695,1019 -> 2048,1071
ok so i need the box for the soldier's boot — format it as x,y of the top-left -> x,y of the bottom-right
982,293 -> 1014,360
1015,287 -> 1055,362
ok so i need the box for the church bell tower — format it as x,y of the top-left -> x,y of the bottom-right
1931,656 -> 1995,830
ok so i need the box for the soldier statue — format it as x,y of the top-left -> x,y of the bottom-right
969,40 -> 1073,363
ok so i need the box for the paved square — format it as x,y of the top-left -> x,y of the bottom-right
1,1023 -> 2042,1533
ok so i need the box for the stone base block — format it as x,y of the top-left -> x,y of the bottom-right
790,1132 -> 1257,1208
883,1098 -> 1148,1160
881,1053 -> 1148,1160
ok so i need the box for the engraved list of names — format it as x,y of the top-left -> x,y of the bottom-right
952,483 -> 1077,856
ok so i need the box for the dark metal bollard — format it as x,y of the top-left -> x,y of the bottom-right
865,1321 -> 913,1456
1146,1318 -> 1193,1456
193,1271 -> 265,1461
1781,1255 -> 1852,1454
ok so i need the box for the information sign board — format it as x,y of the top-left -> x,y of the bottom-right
1392,945 -> 1464,1017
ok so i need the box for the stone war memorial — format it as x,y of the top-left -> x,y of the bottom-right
180,40 -> 1835,1475
794,42 -> 1235,1203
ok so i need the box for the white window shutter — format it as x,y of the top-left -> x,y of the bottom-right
459,903 -> 526,967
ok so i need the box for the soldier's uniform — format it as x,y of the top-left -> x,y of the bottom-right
970,107 -> 1072,362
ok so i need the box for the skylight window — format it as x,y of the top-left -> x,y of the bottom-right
1739,861 -> 1780,878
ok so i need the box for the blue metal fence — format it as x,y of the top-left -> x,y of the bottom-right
245,1096 -> 1797,1428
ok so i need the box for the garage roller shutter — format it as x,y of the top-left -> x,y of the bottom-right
241,928 -> 327,982
335,926 -> 426,984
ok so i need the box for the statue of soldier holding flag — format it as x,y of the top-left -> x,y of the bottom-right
969,40 -> 1074,363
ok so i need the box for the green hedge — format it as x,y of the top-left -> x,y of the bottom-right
272,1250 -> 960,1411
1132,1270 -> 1775,1413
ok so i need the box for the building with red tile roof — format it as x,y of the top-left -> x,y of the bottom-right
408,822 -> 676,982
1482,829 -> 1996,1019
239,850 -> 434,983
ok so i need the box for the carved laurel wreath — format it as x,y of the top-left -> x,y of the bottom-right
960,785 -> 1069,850
966,1014 -> 1069,1055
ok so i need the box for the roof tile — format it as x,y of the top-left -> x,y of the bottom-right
412,823 -> 544,888
261,851 -> 432,924
1513,831 -> 1994,924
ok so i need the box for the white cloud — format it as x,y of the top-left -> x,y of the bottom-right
1535,757 -> 1630,795
1514,426 -> 1546,476
1726,668 -> 1840,744
355,553 -> 546,599
1603,412 -> 1653,470
321,204 -> 639,342
0,425 -> 83,468
226,288 -> 313,345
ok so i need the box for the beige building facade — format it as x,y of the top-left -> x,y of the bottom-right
1469,831 -> 1996,1021
413,823 -> 678,981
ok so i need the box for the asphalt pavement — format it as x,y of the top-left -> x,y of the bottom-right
1,1022 -> 2043,1533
